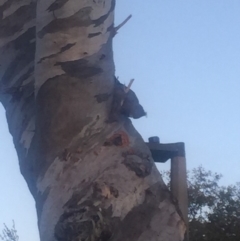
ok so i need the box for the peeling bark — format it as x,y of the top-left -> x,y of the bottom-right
0,1 -> 186,241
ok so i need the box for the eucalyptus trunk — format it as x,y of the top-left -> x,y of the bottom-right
0,1 -> 186,240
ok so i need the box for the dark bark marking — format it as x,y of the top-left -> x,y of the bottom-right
88,32 -> 101,38
96,115 -> 100,120
38,7 -> 92,39
39,0 -> 116,39
47,0 -> 69,12
37,43 -> 76,64
1,26 -> 35,94
99,54 -> 106,60
92,0 -> 115,27
37,53 -> 56,64
55,59 -> 102,78
1,42 -> 35,85
94,93 -> 110,103
1,75 -> 33,100
0,2 -> 36,38
13,26 -> 36,50
122,152 -> 153,178
7,81 -> 33,103
15,66 -> 34,87
60,43 -> 76,53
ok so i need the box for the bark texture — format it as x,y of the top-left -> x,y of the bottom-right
0,1 -> 186,241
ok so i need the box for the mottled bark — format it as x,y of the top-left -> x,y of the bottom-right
0,1 -> 186,241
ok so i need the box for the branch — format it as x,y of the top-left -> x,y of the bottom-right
114,14 -> 132,33
124,79 -> 134,93
120,79 -> 135,106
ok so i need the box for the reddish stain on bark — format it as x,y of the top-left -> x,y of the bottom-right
104,131 -> 130,147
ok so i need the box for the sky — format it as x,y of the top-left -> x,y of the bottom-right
0,1 -> 240,240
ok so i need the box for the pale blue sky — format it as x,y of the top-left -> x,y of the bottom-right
0,1 -> 240,240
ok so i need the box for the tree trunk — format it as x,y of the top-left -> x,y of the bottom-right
0,1 -> 186,241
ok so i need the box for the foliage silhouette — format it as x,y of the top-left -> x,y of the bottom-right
161,166 -> 240,241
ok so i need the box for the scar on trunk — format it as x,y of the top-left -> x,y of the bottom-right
122,151 -> 153,178
103,131 -> 130,147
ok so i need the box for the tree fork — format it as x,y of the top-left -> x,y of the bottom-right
0,1 -> 186,241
